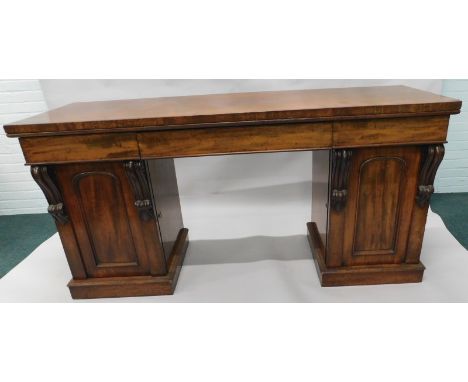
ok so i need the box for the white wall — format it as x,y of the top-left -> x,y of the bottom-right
434,80 -> 468,193
0,80 -> 48,215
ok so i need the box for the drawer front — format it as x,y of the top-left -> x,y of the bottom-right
138,122 -> 333,158
20,133 -> 140,164
333,116 -> 449,148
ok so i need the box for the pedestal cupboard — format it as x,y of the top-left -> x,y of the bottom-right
4,86 -> 461,298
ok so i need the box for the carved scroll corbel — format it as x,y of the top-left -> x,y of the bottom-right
124,161 -> 155,221
330,149 -> 353,212
31,166 -> 68,224
416,144 -> 445,207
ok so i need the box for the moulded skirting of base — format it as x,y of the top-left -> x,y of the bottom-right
68,228 -> 189,299
306,222 -> 425,287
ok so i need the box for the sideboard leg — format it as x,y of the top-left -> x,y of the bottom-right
146,158 -> 186,263
31,165 -> 87,280
31,160 -> 188,299
308,145 -> 435,286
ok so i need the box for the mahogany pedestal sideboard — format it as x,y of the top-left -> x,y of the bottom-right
4,86 -> 462,299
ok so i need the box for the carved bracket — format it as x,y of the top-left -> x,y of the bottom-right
31,166 -> 68,224
330,149 -> 353,212
416,144 -> 445,207
124,161 -> 155,221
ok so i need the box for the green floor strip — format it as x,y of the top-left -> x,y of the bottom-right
431,192 -> 468,251
0,213 -> 57,278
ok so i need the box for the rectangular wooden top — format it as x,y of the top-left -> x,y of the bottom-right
4,85 -> 461,137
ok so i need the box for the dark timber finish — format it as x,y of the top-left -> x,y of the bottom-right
55,162 -> 168,278
330,149 -> 352,212
4,86 -> 462,298
124,160 -> 155,222
146,159 -> 185,261
416,145 -> 445,207
30,165 -> 68,224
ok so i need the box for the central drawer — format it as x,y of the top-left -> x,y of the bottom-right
137,122 -> 333,158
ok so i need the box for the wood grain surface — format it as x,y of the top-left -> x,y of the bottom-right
4,86 -> 461,137
55,162 -> 168,278
20,133 -> 140,164
333,115 -> 449,147
138,122 -> 332,158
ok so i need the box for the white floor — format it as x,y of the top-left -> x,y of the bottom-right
0,208 -> 467,302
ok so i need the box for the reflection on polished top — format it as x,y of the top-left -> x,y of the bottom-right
4,86 -> 461,136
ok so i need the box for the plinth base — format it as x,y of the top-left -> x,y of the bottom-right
68,228 -> 189,299
307,222 -> 425,287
